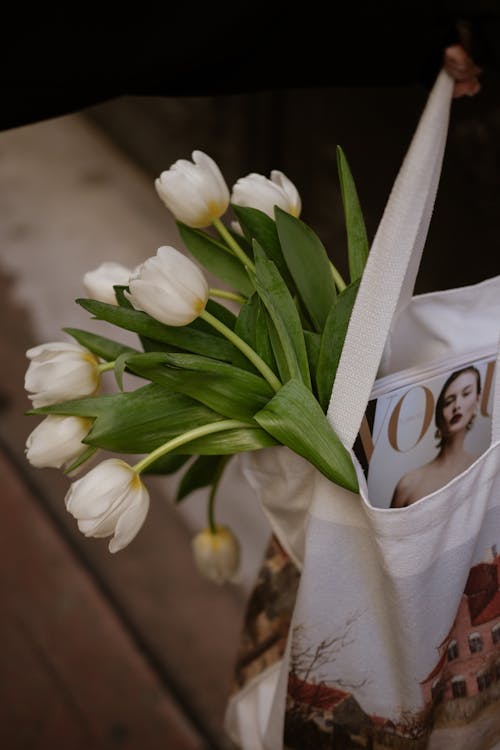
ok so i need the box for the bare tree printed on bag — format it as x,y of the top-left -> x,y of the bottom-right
285,619 -> 372,749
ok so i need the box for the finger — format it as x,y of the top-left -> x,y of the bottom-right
453,79 -> 481,98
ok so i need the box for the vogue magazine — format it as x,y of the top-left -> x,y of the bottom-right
355,347 -> 497,509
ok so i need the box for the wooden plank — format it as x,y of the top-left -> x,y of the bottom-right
0,264 -> 245,748
0,448 -> 205,750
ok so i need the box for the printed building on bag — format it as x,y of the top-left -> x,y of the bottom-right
421,545 -> 500,714
285,674 -> 416,748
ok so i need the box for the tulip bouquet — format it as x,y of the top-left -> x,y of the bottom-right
24,148 -> 368,582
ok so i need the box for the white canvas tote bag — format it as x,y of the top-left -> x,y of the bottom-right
225,68 -> 500,750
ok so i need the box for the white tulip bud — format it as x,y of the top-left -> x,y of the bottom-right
155,150 -> 230,228
125,246 -> 209,327
231,169 -> 302,220
25,342 -> 100,407
65,458 -> 150,553
25,415 -> 92,469
191,525 -> 240,584
83,261 -> 133,304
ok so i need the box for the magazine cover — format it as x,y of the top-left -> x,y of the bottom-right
354,348 -> 497,509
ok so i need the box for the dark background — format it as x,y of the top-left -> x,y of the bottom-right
0,7 -> 499,749
86,74 -> 500,296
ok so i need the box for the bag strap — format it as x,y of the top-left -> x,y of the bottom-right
493,340 -> 500,444
327,69 -> 454,449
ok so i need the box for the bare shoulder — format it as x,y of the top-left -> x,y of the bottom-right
390,466 -> 427,508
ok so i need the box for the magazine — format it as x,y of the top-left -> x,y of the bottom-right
354,346 -> 497,509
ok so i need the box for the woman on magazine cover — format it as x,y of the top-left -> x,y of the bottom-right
390,366 -> 482,507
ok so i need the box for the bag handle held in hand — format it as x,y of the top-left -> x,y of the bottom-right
327,69 -> 454,449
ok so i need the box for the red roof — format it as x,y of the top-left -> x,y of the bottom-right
464,556 -> 500,622
287,673 -> 348,710
465,561 -> 497,596
472,591 -> 500,625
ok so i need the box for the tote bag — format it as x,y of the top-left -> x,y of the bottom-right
225,69 -> 500,750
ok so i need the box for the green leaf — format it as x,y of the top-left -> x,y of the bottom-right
317,280 -> 360,411
232,205 -> 295,289
64,328 -> 138,361
141,454 -> 190,475
231,294 -> 256,372
233,293 -> 278,376
28,396 -> 110,418
176,455 -> 225,502
77,298 -> 238,362
171,426 -> 277,455
125,352 -> 273,421
85,387 -> 224,453
337,146 -> 369,283
255,299 -> 278,374
275,207 -> 337,332
263,310 -> 289,386
252,243 -> 311,388
303,329 -> 321,395
31,384 -> 225,453
114,285 -> 134,308
254,379 -> 358,492
113,351 -> 133,391
177,222 -> 254,295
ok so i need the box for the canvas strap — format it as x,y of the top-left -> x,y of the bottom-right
328,68 -> 500,448
327,69 -> 454,448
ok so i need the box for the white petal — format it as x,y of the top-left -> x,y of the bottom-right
25,416 -> 90,469
192,150 -> 230,206
83,261 -> 132,304
26,355 -> 99,406
65,459 -> 134,519
271,170 -> 302,216
109,487 -> 150,553
155,151 -> 229,227
126,247 -> 208,326
26,341 -> 88,360
231,176 -> 285,218
192,526 -> 240,584
156,174 -> 211,226
127,279 -> 202,326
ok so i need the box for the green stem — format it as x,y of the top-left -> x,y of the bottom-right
209,288 -> 246,304
208,456 -> 230,534
98,360 -> 115,373
133,420 -> 248,475
212,217 -> 256,273
200,309 -> 281,392
330,262 -> 347,292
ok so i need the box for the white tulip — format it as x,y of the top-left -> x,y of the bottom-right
191,525 -> 240,584
25,342 -> 100,407
65,458 -> 150,553
25,415 -> 92,469
155,150 -> 230,228
231,169 -> 302,223
83,261 -> 133,304
125,246 -> 209,326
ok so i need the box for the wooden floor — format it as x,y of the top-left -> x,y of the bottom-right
0,266 -> 247,749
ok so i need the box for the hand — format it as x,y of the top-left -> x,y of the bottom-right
444,44 -> 482,98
